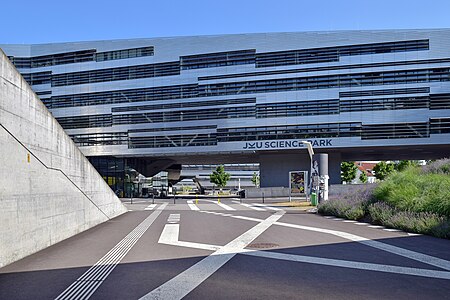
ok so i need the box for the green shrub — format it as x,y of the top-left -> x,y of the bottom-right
374,167 -> 450,216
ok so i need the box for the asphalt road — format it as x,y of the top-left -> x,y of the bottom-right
1,197 -> 449,300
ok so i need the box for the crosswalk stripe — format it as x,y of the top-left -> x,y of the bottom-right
186,200 -> 200,211
252,203 -> 282,211
232,201 -> 266,211
144,204 -> 157,211
202,199 -> 236,211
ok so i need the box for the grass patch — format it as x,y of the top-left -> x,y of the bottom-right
318,159 -> 450,239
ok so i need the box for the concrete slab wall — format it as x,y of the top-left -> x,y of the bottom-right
0,51 -> 127,268
259,152 -> 342,187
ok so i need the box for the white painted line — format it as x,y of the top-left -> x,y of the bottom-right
274,221 -> 450,271
232,201 -> 266,211
343,220 -> 357,223
324,216 -> 334,219
56,203 -> 168,300
243,251 -> 450,280
252,203 -> 283,211
408,233 -> 422,236
384,228 -> 402,232
142,211 -> 285,300
230,215 -> 262,222
186,200 -> 200,211
144,204 -> 157,211
354,222 -> 368,225
158,216 -> 450,282
159,224 -> 220,251
368,225 -> 385,229
332,218 -> 344,221
203,199 -> 236,211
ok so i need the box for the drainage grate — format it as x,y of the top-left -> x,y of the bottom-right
247,243 -> 279,249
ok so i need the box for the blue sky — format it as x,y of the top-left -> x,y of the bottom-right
1,0 -> 450,44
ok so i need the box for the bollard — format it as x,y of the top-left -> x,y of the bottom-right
152,194 -> 155,205
240,193 -> 242,203
262,192 -> 265,204
130,195 -> 133,205
218,194 -> 220,204
195,194 -> 198,205
173,194 -> 176,204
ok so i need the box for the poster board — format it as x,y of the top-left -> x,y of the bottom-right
289,171 -> 308,200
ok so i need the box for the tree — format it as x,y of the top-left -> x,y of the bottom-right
359,171 -> 368,183
251,172 -> 260,187
373,161 -> 395,180
209,165 -> 231,190
395,160 -> 419,172
341,162 -> 358,183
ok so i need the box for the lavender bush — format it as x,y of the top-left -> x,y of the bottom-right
421,158 -> 450,175
318,184 -> 377,220
369,202 -> 450,238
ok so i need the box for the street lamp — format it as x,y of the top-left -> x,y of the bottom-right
301,141 -> 314,196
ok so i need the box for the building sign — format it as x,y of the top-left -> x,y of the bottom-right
243,139 -> 332,150
289,171 -> 308,195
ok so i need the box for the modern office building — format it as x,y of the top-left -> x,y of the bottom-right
2,29 -> 450,189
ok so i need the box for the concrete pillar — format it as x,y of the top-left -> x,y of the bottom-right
328,152 -> 342,184
259,153 -> 311,187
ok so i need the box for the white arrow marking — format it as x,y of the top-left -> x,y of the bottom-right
141,211 -> 284,300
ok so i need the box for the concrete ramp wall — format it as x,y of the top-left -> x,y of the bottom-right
0,50 -> 127,268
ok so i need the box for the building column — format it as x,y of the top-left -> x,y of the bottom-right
328,152 -> 342,184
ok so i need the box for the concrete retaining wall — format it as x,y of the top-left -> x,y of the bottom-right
0,50 -> 127,268
245,187 -> 291,198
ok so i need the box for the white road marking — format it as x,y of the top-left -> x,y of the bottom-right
232,201 -> 266,211
368,225 -> 385,229
186,200 -> 200,211
230,215 -> 262,222
191,209 -> 450,272
141,211 -> 285,300
408,233 -> 422,236
384,228 -> 402,232
324,216 -> 334,219
159,224 -> 220,251
244,251 -> 450,280
144,204 -> 157,211
202,199 -> 236,211
343,220 -> 357,223
332,218 -> 344,221
354,222 -> 368,225
274,221 -> 450,271
56,203 -> 168,300
168,214 -> 180,224
252,203 -> 283,211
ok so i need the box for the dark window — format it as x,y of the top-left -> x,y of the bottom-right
256,39 -> 429,68
129,134 -> 217,148
112,98 -> 255,112
51,61 -> 179,87
95,46 -> 154,62
56,114 -> 112,129
430,118 -> 450,134
361,122 -> 429,139
180,50 -> 255,70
